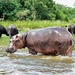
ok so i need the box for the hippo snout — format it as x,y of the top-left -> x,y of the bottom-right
6,48 -> 16,53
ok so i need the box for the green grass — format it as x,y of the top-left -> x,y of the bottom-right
0,20 -> 73,47
0,20 -> 71,31
0,35 -> 9,47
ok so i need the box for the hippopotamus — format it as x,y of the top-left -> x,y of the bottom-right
6,27 -> 74,56
68,24 -> 75,35
7,25 -> 18,38
0,24 -> 9,37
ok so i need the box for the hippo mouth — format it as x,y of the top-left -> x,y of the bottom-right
6,48 -> 16,53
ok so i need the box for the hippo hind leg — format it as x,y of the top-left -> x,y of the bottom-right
29,49 -> 37,55
66,46 -> 73,56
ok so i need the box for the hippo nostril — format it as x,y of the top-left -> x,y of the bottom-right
6,48 -> 9,52
6,48 -> 16,53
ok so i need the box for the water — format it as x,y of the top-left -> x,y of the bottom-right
0,47 -> 75,75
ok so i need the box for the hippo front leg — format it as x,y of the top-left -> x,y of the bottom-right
29,49 -> 37,55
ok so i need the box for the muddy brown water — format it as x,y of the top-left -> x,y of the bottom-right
0,47 -> 75,75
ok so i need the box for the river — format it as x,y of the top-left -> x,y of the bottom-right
0,47 -> 75,75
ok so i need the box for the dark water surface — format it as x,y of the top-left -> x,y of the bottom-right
0,47 -> 75,75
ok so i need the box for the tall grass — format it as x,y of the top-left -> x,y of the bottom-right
0,20 -> 70,31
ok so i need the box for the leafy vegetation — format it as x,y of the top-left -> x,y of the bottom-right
0,0 -> 75,21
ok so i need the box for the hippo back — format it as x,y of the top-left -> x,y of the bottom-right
27,27 -> 73,44
7,25 -> 18,38
0,25 -> 8,37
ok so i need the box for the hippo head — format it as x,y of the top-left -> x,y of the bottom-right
6,34 -> 26,53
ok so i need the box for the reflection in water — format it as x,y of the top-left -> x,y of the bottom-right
0,48 -> 75,75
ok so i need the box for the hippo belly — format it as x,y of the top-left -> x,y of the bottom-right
26,27 -> 74,56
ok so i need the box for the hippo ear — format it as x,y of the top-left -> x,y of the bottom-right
16,34 -> 22,39
16,35 -> 18,38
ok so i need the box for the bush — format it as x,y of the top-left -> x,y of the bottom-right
16,10 -> 30,20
